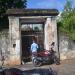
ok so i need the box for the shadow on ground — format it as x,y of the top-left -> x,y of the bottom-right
0,68 -> 57,75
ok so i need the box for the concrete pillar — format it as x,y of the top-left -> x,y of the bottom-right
8,17 -> 21,66
44,17 -> 59,58
44,18 -> 54,50
51,17 -> 59,58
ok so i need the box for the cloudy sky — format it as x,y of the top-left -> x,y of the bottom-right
27,0 -> 75,11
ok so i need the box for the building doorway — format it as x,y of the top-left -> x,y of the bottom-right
21,24 -> 44,63
21,34 -> 36,63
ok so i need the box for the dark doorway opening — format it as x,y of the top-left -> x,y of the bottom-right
21,23 -> 44,63
21,33 -> 34,63
21,31 -> 44,64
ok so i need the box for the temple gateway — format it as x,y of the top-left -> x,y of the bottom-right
6,9 -> 59,66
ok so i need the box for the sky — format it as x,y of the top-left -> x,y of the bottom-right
27,0 -> 75,12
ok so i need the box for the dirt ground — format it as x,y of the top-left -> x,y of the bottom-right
50,59 -> 75,75
15,59 -> 75,75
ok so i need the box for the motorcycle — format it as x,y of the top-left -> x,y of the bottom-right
32,49 -> 60,67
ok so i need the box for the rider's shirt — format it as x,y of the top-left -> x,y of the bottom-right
31,43 -> 38,53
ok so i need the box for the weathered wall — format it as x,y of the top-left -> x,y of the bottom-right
0,17 -> 75,67
0,29 -> 10,66
59,33 -> 75,60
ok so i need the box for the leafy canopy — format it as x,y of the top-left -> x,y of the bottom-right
0,0 -> 27,29
58,0 -> 75,40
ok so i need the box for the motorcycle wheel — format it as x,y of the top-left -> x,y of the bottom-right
33,58 -> 42,67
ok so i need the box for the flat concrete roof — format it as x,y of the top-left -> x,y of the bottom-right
6,9 -> 59,16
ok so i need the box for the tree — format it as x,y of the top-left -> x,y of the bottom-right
69,10 -> 75,40
64,0 -> 73,12
0,0 -> 27,29
58,0 -> 75,40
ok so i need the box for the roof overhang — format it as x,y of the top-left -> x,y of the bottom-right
6,9 -> 59,16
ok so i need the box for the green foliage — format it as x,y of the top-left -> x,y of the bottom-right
58,0 -> 75,40
69,11 -> 75,40
0,0 -> 27,29
70,32 -> 75,41
64,0 -> 73,12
